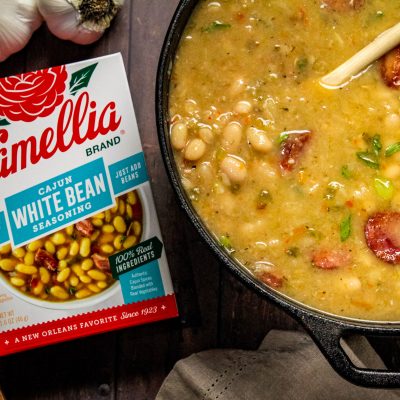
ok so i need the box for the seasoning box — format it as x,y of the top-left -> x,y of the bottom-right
0,53 -> 178,355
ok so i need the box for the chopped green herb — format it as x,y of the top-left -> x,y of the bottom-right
341,165 -> 352,179
202,21 -> 231,32
219,235 -> 234,253
45,287 -> 51,295
120,235 -> 127,243
374,177 -> 394,200
371,134 -> 382,155
385,142 -> 400,157
340,215 -> 351,242
356,134 -> 382,169
257,189 -> 272,209
356,151 -> 379,169
278,132 -> 289,144
69,287 -> 77,295
296,57 -> 308,72
286,247 -> 299,257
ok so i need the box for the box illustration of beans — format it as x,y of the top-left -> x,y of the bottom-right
0,54 -> 178,356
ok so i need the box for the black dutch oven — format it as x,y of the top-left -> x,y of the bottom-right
156,0 -> 400,388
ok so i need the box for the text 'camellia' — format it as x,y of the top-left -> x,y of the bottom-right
0,91 -> 122,179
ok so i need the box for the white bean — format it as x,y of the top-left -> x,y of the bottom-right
247,127 -> 273,153
385,113 -> 400,129
208,1 -> 221,10
197,162 -> 214,184
222,122 -> 242,152
234,100 -> 252,114
220,155 -> 247,183
184,138 -> 206,161
171,122 -> 188,150
341,276 -> 362,291
198,126 -> 214,144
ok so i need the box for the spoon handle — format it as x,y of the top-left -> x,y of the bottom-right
320,22 -> 400,88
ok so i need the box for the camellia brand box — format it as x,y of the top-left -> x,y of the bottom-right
0,53 -> 178,355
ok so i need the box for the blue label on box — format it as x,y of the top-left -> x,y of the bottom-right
0,212 -> 9,245
119,260 -> 165,304
108,153 -> 148,195
5,158 -> 113,247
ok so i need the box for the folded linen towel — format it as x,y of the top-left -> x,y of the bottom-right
156,330 -> 400,400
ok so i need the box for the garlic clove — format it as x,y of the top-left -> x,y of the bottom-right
0,0 -> 43,62
69,26 -> 104,46
37,0 -> 124,45
18,0 -> 43,31
40,2 -> 102,44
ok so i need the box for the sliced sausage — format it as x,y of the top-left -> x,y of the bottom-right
35,248 -> 58,271
322,0 -> 364,12
92,253 -> 111,272
365,212 -> 400,264
75,219 -> 94,237
259,272 -> 284,288
381,46 -> 400,89
312,249 -> 351,269
280,130 -> 311,172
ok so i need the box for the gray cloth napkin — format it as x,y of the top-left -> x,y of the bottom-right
156,330 -> 400,400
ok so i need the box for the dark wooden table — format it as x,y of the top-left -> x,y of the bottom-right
0,2 -> 300,399
2,1 -> 399,399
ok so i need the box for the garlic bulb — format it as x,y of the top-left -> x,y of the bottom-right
37,0 -> 124,45
0,0 -> 42,62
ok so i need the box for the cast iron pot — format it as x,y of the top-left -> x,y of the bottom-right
156,0 -> 400,388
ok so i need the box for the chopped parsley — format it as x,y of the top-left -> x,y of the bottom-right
202,21 -> 231,33
341,165 -> 352,179
296,57 -> 309,72
219,235 -> 234,253
356,133 -> 382,169
340,215 -> 352,242
69,287 -> 78,295
385,142 -> 400,157
374,177 -> 394,200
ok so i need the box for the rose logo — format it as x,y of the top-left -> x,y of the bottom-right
0,66 -> 68,123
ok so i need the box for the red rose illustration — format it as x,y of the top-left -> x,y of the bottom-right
0,66 -> 68,123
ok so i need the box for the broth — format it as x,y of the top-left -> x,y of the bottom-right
169,0 -> 400,320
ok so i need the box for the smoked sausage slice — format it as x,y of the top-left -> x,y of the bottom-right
365,212 -> 400,264
75,219 -> 94,237
280,131 -> 311,172
312,249 -> 351,269
35,248 -> 58,271
259,272 -> 284,288
381,46 -> 400,88
322,0 -> 364,12
92,253 -> 111,272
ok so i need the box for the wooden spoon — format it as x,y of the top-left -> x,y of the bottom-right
320,21 -> 400,88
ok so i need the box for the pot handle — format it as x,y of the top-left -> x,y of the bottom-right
299,311 -> 400,388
